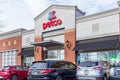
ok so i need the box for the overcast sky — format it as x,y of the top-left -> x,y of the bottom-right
0,0 -> 118,33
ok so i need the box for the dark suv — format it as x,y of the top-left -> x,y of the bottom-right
27,60 -> 77,80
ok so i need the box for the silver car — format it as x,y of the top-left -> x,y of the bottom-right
77,61 -> 110,80
109,63 -> 120,80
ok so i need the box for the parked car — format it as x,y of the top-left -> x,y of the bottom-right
77,61 -> 110,80
27,60 -> 77,80
109,62 -> 120,80
0,65 -> 28,80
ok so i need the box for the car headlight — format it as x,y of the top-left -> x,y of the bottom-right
0,76 -> 3,78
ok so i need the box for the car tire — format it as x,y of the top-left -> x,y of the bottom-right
23,78 -> 27,80
104,75 -> 109,80
11,75 -> 18,80
56,75 -> 63,80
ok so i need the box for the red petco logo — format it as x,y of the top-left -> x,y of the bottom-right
42,10 -> 62,30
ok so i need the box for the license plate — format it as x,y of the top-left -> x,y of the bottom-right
84,70 -> 89,75
32,71 -> 38,75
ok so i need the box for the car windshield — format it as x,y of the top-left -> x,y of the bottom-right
30,62 -> 47,69
117,63 -> 120,67
0,67 -> 2,70
113,62 -> 120,67
2,66 -> 10,70
79,62 -> 99,67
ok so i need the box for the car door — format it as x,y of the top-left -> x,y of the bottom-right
58,61 -> 76,79
15,66 -> 24,78
22,66 -> 29,78
63,62 -> 76,79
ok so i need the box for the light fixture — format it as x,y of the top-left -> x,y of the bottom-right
66,40 -> 70,49
34,46 -> 39,53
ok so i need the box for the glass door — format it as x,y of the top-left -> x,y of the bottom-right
44,49 -> 64,60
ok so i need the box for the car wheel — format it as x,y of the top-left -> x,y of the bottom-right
104,76 -> 108,80
23,78 -> 27,80
56,75 -> 63,80
11,75 -> 18,80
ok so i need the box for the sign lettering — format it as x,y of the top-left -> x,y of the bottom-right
42,10 -> 62,30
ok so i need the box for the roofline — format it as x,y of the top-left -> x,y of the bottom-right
0,49 -> 17,52
34,4 -> 77,22
76,7 -> 86,15
22,29 -> 34,34
0,28 -> 26,37
77,8 -> 119,23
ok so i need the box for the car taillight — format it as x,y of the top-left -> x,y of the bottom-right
28,70 -> 31,75
97,77 -> 102,80
77,66 -> 81,70
93,66 -> 103,70
41,69 -> 52,74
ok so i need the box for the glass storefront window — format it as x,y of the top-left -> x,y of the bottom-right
24,57 -> 34,67
80,53 -> 88,62
44,49 -> 64,60
97,51 -> 109,61
88,52 -> 97,61
2,50 -> 17,67
77,50 -> 120,66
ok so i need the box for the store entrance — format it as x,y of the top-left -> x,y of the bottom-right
23,56 -> 34,67
44,49 -> 64,60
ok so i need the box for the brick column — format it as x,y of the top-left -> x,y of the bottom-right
17,49 -> 23,65
64,28 -> 76,64
15,36 -> 22,65
34,36 -> 43,61
0,53 -> 2,67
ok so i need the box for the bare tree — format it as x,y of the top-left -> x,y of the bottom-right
100,50 -> 120,61
101,52 -> 109,60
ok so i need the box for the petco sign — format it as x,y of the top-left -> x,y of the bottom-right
42,10 -> 62,30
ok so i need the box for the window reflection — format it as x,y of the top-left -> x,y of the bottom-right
44,49 -> 64,60
24,57 -> 34,67
2,50 -> 17,67
77,50 -> 120,66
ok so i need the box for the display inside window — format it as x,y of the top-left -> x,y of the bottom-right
2,50 -> 17,67
77,50 -> 120,66
45,49 -> 64,60
24,57 -> 34,67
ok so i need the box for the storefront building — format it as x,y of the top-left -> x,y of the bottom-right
31,3 -> 120,65
0,29 -> 35,67
31,5 -> 85,64
20,29 -> 34,67
0,2 -> 120,66
75,6 -> 120,65
0,28 -> 26,67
